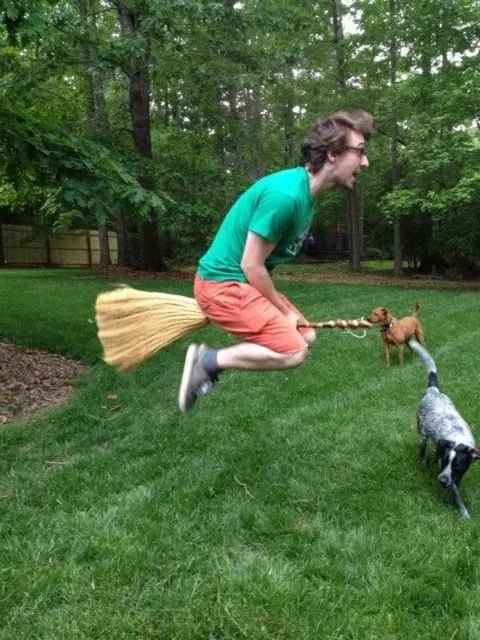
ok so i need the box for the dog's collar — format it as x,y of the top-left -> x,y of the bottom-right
380,320 -> 395,332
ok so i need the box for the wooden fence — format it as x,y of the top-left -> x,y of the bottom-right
0,224 -> 118,267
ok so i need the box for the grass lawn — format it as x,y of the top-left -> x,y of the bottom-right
274,259 -> 410,275
181,259 -> 406,276
1,268 -> 480,639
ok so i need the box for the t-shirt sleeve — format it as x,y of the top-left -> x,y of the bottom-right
248,191 -> 296,244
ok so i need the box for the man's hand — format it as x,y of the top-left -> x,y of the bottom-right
284,309 -> 301,329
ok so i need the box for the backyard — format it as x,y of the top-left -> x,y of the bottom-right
1,268 -> 479,639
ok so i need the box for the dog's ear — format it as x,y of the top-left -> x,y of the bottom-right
436,439 -> 453,456
469,447 -> 480,460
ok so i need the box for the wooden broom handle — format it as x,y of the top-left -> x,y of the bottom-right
298,319 -> 373,329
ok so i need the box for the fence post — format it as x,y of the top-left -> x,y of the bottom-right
86,230 -> 92,268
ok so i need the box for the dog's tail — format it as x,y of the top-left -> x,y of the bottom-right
412,300 -> 423,317
408,338 -> 438,388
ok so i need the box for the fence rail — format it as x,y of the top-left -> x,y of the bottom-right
0,224 -> 118,267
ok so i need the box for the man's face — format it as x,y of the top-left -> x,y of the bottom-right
332,130 -> 369,190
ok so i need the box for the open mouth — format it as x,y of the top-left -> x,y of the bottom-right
350,171 -> 360,183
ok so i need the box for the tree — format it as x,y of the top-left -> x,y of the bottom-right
112,0 -> 167,271
80,0 -> 112,266
2,0 -> 479,274
330,0 -> 363,270
389,0 -> 402,276
1,0 -> 169,265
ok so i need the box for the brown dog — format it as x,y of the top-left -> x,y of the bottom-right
367,302 -> 425,366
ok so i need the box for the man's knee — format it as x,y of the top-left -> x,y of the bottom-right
280,346 -> 309,368
302,329 -> 316,347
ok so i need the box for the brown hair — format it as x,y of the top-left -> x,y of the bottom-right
300,110 -> 373,173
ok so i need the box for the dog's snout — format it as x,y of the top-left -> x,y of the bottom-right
438,475 -> 452,488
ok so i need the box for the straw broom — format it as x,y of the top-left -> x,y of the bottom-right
95,285 -> 372,372
95,286 -> 208,372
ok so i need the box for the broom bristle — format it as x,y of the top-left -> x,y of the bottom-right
95,286 -> 209,371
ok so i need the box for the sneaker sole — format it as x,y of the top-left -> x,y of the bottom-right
178,343 -> 198,413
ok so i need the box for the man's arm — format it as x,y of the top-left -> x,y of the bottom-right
240,231 -> 291,316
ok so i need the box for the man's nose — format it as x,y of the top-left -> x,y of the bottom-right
361,154 -> 369,168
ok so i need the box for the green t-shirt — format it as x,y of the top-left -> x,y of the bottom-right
197,167 -> 315,282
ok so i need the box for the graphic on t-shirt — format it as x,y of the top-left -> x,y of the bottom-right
286,221 -> 310,256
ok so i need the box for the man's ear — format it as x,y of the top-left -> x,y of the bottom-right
469,447 -> 480,460
326,149 -> 336,164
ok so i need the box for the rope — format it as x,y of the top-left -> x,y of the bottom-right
342,328 -> 367,339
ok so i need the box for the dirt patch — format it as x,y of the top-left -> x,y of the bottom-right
276,271 -> 480,291
81,266 -> 193,282
85,265 -> 480,291
0,342 -> 89,425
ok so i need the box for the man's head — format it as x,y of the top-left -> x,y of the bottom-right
300,110 -> 373,189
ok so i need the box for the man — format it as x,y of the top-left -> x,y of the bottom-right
178,110 -> 372,413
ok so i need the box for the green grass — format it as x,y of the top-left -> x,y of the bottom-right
182,259 -> 406,275
275,260 -> 410,275
1,268 -> 480,639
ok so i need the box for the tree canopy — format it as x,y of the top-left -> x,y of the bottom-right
1,0 -> 479,272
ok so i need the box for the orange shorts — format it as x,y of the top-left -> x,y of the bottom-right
194,275 -> 310,354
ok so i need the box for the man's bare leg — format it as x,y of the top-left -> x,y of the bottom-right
216,342 -> 307,370
178,329 -> 316,412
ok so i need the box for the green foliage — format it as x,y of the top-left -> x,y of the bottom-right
0,102 -> 169,228
382,115 -> 480,260
1,0 -> 50,45
1,0 -> 479,266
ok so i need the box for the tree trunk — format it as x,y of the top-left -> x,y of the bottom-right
392,120 -> 402,275
283,60 -> 296,165
347,190 -> 361,267
116,1 -> 167,271
356,184 -> 364,258
390,0 -> 403,276
245,79 -> 265,180
97,224 -> 111,267
228,84 -> 243,174
213,87 -> 226,167
331,0 -> 346,92
393,221 -> 402,275
115,211 -> 131,267
331,0 -> 362,270
348,187 -> 363,270
80,0 -> 111,267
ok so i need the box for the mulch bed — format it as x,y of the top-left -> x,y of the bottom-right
81,266 -> 194,281
88,265 -> 480,291
0,342 -> 89,425
276,271 -> 480,291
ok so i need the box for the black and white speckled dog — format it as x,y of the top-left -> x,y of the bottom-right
409,339 -> 480,519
